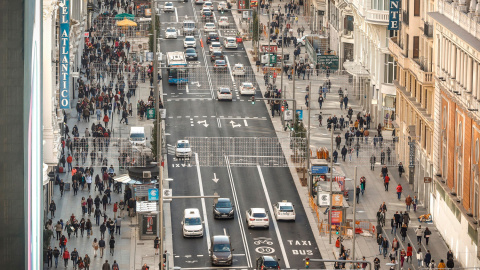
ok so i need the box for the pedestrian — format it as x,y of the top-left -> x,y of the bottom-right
154,237 -> 160,255
382,237 -> 389,258
305,93 -> 309,107
417,248 -> 424,267
356,185 -> 360,204
50,200 -> 56,218
405,195 -> 412,211
84,254 -> 91,270
71,248 -> 79,269
406,243 -> 413,263
415,225 -> 423,245
377,234 -> 383,254
424,227 -> 432,245
92,239 -> 99,260
46,246 -> 53,268
113,202 -> 118,219
95,207 -> 102,226
109,236 -> 116,255
53,247 -> 60,268
99,238 -> 106,258
381,165 -> 389,178
374,257 -> 380,270
400,249 -> 406,267
446,258 -> 454,269
396,184 -> 403,200
67,154 -> 73,171
59,234 -> 67,254
102,260 -> 110,270
55,221 -> 62,240
100,222 -> 107,239
380,150 -> 385,164
63,248 -> 70,267
438,259 -> 446,269
384,174 -> 390,191
112,260 -> 120,270
400,223 -> 407,241
142,264 -> 150,270
447,249 -> 454,261
360,176 -> 366,195
115,217 -> 122,235
390,216 -> 397,235
413,196 -> 418,212
370,154 -> 376,170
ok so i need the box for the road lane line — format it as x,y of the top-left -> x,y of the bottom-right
198,31 -> 215,99
225,157 -> 252,268
175,8 -> 179,22
195,153 -> 211,250
243,119 -> 248,126
256,165 -> 290,268
224,56 -> 235,87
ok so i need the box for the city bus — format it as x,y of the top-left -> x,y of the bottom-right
166,51 -> 188,85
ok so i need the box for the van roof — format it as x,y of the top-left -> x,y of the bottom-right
184,208 -> 201,217
130,127 -> 145,133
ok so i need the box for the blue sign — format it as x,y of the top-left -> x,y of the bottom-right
148,188 -> 159,201
59,0 -> 70,109
296,110 -> 303,121
388,0 -> 400,30
311,166 -> 329,174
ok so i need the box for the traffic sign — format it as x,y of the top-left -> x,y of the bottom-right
296,109 -> 303,121
269,54 -> 277,64
148,188 -> 159,201
147,108 -> 155,120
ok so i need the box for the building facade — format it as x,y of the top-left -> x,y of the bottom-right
328,0 -> 355,69
389,0 -> 435,207
342,0 -> 396,127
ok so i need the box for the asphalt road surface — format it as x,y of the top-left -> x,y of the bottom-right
158,2 -> 322,269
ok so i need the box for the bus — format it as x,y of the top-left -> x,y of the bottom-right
166,51 -> 188,85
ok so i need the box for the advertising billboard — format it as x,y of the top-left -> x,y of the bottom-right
59,0 -> 70,108
388,0 -> 400,30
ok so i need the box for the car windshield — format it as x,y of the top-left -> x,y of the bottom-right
209,33 -> 218,37
252,212 -> 266,218
131,133 -> 145,138
219,88 -> 230,94
167,28 -> 176,32
216,201 -> 231,208
279,205 -> 294,211
185,37 -> 195,41
228,39 -> 235,43
184,218 -> 201,226
166,3 -> 173,6
243,83 -> 253,88
212,44 -> 221,47
213,243 -> 231,252
206,23 -> 214,27
177,142 -> 190,148
263,260 -> 278,267
184,22 -> 194,28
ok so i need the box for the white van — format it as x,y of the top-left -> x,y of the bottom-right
182,208 -> 204,237
129,127 -> 146,146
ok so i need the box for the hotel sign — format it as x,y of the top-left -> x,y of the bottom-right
388,0 -> 400,30
59,0 -> 70,109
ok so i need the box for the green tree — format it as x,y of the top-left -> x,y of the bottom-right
43,229 -> 53,262
292,113 -> 307,138
151,123 -> 158,160
252,10 -> 259,44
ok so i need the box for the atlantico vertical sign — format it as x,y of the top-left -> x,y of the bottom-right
388,0 -> 400,30
59,0 -> 70,109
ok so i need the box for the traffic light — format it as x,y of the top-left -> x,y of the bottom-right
335,225 -> 340,235
251,96 -> 255,104
281,106 -> 284,112
305,257 -> 310,268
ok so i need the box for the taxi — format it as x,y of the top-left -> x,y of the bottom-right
273,200 -> 296,221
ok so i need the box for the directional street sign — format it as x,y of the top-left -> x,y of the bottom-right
148,188 -> 159,201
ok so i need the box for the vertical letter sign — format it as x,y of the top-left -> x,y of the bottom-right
388,0 -> 400,30
60,0 -> 70,109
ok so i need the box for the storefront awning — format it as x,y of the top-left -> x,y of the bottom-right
114,174 -> 143,184
381,84 -> 396,96
343,60 -> 370,77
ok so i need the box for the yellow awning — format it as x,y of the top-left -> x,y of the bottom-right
116,18 -> 137,27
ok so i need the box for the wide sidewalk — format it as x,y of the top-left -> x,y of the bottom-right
232,4 -> 460,270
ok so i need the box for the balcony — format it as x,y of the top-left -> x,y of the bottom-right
424,22 -> 433,38
365,9 -> 389,25
388,36 -> 407,68
411,58 -> 434,85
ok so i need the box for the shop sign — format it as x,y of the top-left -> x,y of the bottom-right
331,210 -> 342,224
59,0 -> 70,109
388,0 -> 400,30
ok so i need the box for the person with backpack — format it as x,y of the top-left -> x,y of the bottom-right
112,260 -> 120,270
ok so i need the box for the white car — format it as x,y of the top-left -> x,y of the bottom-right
203,1 -> 214,10
175,140 -> 192,158
217,87 -> 233,101
218,16 -> 229,28
182,208 -> 204,237
195,0 -> 205,4
224,37 -> 238,49
239,82 -> 256,95
163,2 -> 174,12
209,42 -> 222,53
165,27 -> 178,39
217,1 -> 228,11
183,36 -> 196,48
273,201 -> 296,221
232,63 -> 245,76
204,22 -> 216,32
246,208 -> 269,229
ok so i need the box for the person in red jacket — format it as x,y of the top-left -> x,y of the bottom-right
103,114 -> 109,126
67,154 -> 73,172
384,174 -> 390,191
396,184 -> 403,200
113,202 -> 118,219
63,248 -> 70,267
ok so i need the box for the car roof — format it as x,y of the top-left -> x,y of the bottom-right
234,63 -> 243,67
208,32 -> 218,36
226,37 -> 235,41
177,139 -> 190,144
184,208 -> 200,217
211,42 -> 221,45
185,36 -> 194,38
206,22 -> 215,25
212,235 -> 230,243
278,201 -> 293,206
219,86 -> 230,91
166,2 -> 173,4
220,16 -> 228,20
242,82 -> 253,86
217,198 -> 231,203
250,208 -> 266,213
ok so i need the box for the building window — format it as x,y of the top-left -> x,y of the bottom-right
414,0 -> 420,16
474,181 -> 479,218
443,107 -> 448,129
384,54 -> 396,84
476,139 -> 479,163
371,0 -> 389,10
458,121 -> 463,144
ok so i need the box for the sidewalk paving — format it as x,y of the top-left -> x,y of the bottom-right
232,4 -> 461,269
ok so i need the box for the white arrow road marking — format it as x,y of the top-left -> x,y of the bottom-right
212,173 -> 219,183
197,120 -> 209,127
230,120 -> 241,128
243,119 -> 248,126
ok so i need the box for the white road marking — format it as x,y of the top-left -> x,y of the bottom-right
224,56 -> 235,86
225,157 -> 252,268
224,228 -> 227,236
256,165 -> 290,268
243,119 -> 248,126
213,12 -> 217,23
217,118 -> 222,128
230,120 -> 241,128
195,153 -> 211,250
175,7 -> 179,22
186,83 -> 189,93
197,255 -> 204,257
198,31 -> 215,99
212,173 -> 219,183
